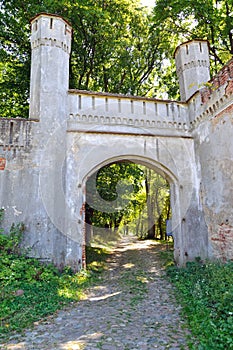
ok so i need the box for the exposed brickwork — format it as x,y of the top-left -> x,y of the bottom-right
0,157 -> 6,170
211,224 -> 233,262
213,103 -> 233,121
225,79 -> 233,96
201,58 -> 233,103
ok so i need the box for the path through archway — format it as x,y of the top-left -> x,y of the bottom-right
85,160 -> 172,245
81,157 -> 179,267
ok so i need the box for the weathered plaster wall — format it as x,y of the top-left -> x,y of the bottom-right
190,59 -> 233,261
0,119 -> 36,232
0,14 -> 79,269
0,119 -> 72,267
65,130 -> 208,266
175,40 -> 210,101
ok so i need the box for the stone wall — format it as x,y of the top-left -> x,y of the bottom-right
191,58 -> 233,261
0,119 -> 69,267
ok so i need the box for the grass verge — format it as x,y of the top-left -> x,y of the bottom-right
0,222 -> 111,343
161,247 -> 233,350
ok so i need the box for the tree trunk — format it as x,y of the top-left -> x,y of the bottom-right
145,169 -> 155,239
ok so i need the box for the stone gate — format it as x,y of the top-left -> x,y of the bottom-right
0,13 -> 232,268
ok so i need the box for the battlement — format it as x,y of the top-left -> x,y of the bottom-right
175,40 -> 209,65
200,58 -> 233,103
30,13 -> 72,54
29,13 -> 72,121
68,90 -> 190,136
0,119 -> 34,150
188,58 -> 233,127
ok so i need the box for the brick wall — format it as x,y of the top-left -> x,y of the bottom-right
201,58 -> 233,103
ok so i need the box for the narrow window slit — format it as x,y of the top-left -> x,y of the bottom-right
177,105 -> 180,117
78,95 -> 82,109
9,122 -> 14,144
118,99 -> 121,113
166,104 -> 169,116
131,100 -> 134,114
143,101 -> 146,115
105,98 -> 108,112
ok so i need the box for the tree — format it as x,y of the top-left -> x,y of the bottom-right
143,168 -> 170,240
85,162 -> 171,241
152,0 -> 233,73
0,0 -> 162,117
1,0 -> 232,117
85,162 -> 145,232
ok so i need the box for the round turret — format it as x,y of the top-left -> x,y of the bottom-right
29,14 -> 72,121
175,40 -> 210,101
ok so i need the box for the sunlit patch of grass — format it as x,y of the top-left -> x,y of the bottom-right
159,249 -> 175,268
86,245 -> 112,273
166,260 -> 233,349
136,276 -> 149,283
85,245 -> 113,277
123,262 -> 135,269
0,230 -> 111,342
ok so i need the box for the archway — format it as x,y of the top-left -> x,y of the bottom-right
65,131 -> 204,267
81,155 -> 181,267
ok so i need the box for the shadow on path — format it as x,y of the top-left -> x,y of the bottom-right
3,236 -> 195,350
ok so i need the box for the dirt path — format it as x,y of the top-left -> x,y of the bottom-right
3,236 -> 196,350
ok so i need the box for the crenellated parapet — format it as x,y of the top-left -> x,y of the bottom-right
0,118 -> 35,151
201,58 -> 233,102
188,58 -> 233,128
68,90 -> 190,136
30,13 -> 72,54
29,14 -> 72,121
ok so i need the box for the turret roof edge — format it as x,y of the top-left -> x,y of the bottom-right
174,39 -> 210,58
30,13 -> 72,28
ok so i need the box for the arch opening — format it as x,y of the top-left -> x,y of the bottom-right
81,156 -> 180,266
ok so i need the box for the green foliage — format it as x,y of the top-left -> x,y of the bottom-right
86,162 -> 146,230
153,0 -> 233,75
0,0 -> 161,118
159,247 -> 175,268
0,223 -> 109,341
85,245 -> 111,272
86,162 -> 171,240
167,260 -> 233,349
1,0 -> 232,117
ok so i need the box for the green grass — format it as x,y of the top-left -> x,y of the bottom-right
0,221 -> 111,342
166,260 -> 233,349
159,245 -> 233,349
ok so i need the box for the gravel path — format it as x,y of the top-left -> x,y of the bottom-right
2,237 -> 196,350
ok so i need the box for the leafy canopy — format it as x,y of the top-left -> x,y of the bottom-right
0,0 -> 232,118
